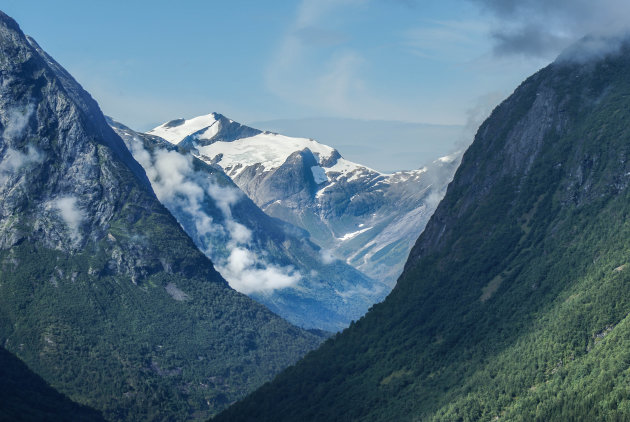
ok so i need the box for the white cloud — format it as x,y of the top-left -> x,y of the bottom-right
319,248 -> 337,264
0,145 -> 44,174
52,196 -> 85,242
0,106 -> 43,184
126,136 -> 301,294
3,104 -> 35,140
219,247 -> 301,294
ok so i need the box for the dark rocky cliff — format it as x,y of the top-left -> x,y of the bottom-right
0,11 -> 321,421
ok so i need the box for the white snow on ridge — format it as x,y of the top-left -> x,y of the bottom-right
148,113 -> 218,145
387,168 -> 427,183
316,181 -> 336,198
196,132 -> 338,177
197,122 -> 220,141
148,113 -> 443,194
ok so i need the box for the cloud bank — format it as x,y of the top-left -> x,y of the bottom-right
469,0 -> 630,59
127,137 -> 301,294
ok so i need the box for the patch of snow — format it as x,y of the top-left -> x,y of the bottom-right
311,165 -> 328,184
387,167 -> 427,183
316,181 -> 336,198
147,113 -> 218,144
338,227 -> 372,241
326,157 -> 373,179
196,132 -> 337,178
196,121 -> 220,140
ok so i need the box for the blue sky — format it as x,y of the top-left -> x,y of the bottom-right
3,0 -> 624,170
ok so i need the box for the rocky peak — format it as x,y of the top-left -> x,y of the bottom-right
0,13 -> 153,253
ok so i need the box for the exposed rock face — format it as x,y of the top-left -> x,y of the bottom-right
0,11 -> 322,421
236,148 -> 320,205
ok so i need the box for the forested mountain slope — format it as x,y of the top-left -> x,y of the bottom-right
214,39 -> 630,421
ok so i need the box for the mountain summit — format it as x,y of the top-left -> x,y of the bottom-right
214,39 -> 630,421
148,112 -> 262,146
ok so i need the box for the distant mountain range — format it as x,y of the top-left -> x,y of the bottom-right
250,117 -> 464,173
110,118 -> 382,332
147,112 -> 461,291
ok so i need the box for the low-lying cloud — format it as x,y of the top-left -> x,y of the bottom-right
52,196 -> 85,242
3,104 -> 35,140
319,248 -> 337,265
221,247 -> 301,294
126,137 -> 301,294
0,145 -> 45,185
0,145 -> 44,173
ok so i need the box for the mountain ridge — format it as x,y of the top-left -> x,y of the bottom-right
146,112 -> 461,291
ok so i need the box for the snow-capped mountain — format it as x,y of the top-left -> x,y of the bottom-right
112,118 -> 384,332
149,113 -> 462,288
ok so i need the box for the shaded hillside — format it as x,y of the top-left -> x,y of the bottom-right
214,39 -> 630,421
0,11 -> 321,421
0,346 -> 105,421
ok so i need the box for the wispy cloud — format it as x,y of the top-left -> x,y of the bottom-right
126,136 -> 301,294
0,104 -> 45,183
319,249 -> 337,265
403,20 -> 490,61
2,104 -> 35,140
265,0 -> 408,120
0,145 -> 44,179
51,196 -> 85,242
